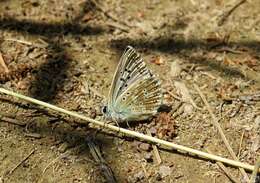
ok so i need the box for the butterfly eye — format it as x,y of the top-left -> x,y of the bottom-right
102,106 -> 107,114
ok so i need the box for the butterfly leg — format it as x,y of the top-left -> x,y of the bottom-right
89,116 -> 107,138
116,120 -> 122,135
99,116 -> 117,133
126,120 -> 131,129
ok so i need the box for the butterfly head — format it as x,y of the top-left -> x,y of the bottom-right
102,104 -> 126,122
101,104 -> 114,120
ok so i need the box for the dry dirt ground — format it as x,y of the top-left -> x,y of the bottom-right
0,0 -> 260,183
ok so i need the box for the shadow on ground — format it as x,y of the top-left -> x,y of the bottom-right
0,0 -> 104,101
110,35 -> 260,80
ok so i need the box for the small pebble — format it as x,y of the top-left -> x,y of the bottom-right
155,173 -> 162,181
128,171 -> 145,183
158,165 -> 172,178
150,127 -> 157,135
90,108 -> 97,119
58,142 -> 70,153
139,143 -> 151,151
144,153 -> 153,163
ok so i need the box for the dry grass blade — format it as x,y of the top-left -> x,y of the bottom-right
207,148 -> 240,183
87,139 -> 117,183
193,84 -> 250,181
218,0 -> 247,26
173,81 -> 201,110
250,158 -> 260,183
37,150 -> 71,183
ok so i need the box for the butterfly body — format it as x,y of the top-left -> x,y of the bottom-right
103,46 -> 163,122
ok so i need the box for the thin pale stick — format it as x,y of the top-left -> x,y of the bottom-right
167,90 -> 182,101
37,151 -> 71,183
0,87 -> 259,173
4,38 -> 33,46
147,129 -> 162,165
194,84 -> 250,182
4,38 -> 47,48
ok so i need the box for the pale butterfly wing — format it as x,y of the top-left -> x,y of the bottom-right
108,46 -> 153,106
107,46 -> 163,121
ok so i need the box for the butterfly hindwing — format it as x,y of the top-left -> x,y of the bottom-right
114,76 -> 162,121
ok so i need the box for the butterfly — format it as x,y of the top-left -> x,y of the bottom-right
103,46 -> 163,122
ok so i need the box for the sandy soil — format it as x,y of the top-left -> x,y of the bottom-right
0,0 -> 259,182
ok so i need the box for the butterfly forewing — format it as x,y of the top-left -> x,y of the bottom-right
109,46 -> 152,105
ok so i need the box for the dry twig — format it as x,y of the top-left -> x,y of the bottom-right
0,87 -> 259,173
5,149 -> 35,177
218,0 -> 247,26
216,47 -> 245,54
0,112 -> 26,126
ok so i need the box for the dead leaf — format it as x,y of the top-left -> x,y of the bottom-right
136,11 -> 145,18
82,12 -> 94,22
158,165 -> 172,178
0,52 -> 9,73
151,56 -> 164,65
173,81 -> 200,110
